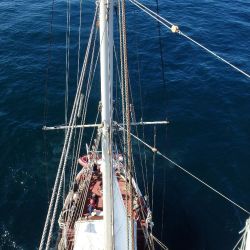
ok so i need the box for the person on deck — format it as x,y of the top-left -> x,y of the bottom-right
88,194 -> 97,214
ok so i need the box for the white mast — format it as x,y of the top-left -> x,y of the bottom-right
99,0 -> 114,249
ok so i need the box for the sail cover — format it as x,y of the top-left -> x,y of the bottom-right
113,175 -> 130,250
74,175 -> 136,250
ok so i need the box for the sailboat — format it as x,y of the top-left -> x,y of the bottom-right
38,0 -> 250,249
39,1 -> 158,249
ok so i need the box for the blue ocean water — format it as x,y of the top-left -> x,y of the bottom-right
0,0 -> 250,249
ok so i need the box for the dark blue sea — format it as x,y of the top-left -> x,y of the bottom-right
1,0 -> 250,249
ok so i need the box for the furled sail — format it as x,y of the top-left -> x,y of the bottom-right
74,169 -> 136,250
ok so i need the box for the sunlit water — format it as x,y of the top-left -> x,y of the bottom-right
0,0 -> 250,249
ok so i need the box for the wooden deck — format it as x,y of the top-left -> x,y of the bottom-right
58,155 -> 150,249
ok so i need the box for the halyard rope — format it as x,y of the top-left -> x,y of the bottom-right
129,0 -> 250,79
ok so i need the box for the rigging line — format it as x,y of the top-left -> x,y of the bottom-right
40,6 -> 99,250
155,0 -> 166,87
67,170 -> 92,250
40,0 -> 55,246
63,168 -> 65,203
151,126 -> 156,215
64,0 -> 71,203
65,0 -> 71,130
150,234 -> 168,250
118,0 -> 129,247
161,118 -> 168,241
70,45 -> 99,189
69,28 -> 99,188
70,15 -> 105,183
118,0 -> 127,172
130,106 -> 139,186
127,76 -> 141,184
128,73 -> 151,200
232,233 -> 244,250
157,150 -> 250,215
133,9 -> 150,199
161,161 -> 166,241
43,0 -> 55,236
68,15 -> 102,215
129,0 -> 250,79
116,123 -> 250,216
113,44 -> 121,85
71,28 -> 98,169
43,0 -> 55,127
131,103 -> 147,197
69,4 -> 101,196
114,5 -> 119,116
121,0 -> 135,247
89,106 -> 100,150
236,218 -> 250,250
77,0 -> 83,84
68,168 -> 92,236
71,0 -> 83,169
46,35 -> 94,250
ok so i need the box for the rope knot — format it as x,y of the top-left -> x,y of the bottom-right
152,147 -> 157,153
171,25 -> 179,33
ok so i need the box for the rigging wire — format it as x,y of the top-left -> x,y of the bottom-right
132,8 -> 151,202
70,25 -> 100,184
132,9 -> 148,198
69,28 -> 99,189
45,20 -> 97,248
116,123 -> 250,216
129,105 -> 140,187
151,126 -> 156,215
117,0 -> 127,170
157,150 -> 250,216
43,0 -> 55,207
70,0 -> 83,178
232,233 -> 244,250
39,6 -> 99,250
41,0 -> 55,245
89,105 -> 101,149
161,124 -> 168,241
161,158 -> 167,240
151,233 -> 169,250
118,0 -> 130,247
65,0 -> 71,129
131,103 -> 147,197
77,0 -> 83,84
155,0 -> 166,87
120,0 -> 135,247
129,0 -> 250,79
154,0 -> 169,241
